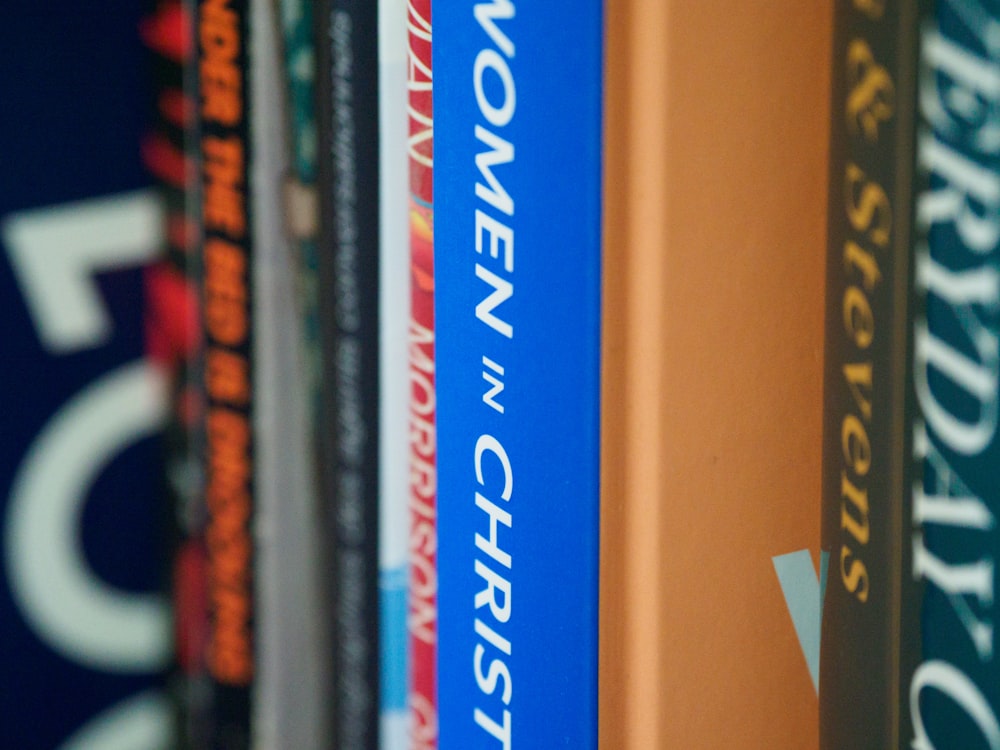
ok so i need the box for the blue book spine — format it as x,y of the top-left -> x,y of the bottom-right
434,1 -> 604,747
0,2 -> 170,748
908,0 -> 1000,745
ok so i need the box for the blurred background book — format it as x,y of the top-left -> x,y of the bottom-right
0,2 -> 171,748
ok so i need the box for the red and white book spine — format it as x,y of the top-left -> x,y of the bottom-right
406,0 -> 436,747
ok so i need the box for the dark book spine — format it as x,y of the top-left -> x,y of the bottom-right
820,0 -> 920,748
140,2 -> 208,747
195,0 -> 255,747
0,2 -> 169,746
905,1 -> 1000,746
315,0 -> 382,746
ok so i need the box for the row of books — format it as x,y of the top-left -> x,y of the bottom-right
1,0 -> 824,747
6,0 -> 994,747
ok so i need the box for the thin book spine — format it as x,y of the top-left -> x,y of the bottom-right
378,0 -> 413,747
274,0 -> 322,434
820,0 -> 919,747
139,1 -> 206,746
195,0 -> 256,745
315,0 -> 383,745
406,0 -> 436,747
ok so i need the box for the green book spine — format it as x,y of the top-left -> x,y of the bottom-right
905,0 -> 1000,745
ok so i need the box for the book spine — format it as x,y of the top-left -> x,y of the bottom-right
276,0 -> 322,421
140,2 -> 206,747
255,2 -> 331,748
378,0 -> 412,747
195,0 -> 255,746
406,0 -> 436,746
906,1 -> 1000,745
819,0 -> 920,747
433,0 -> 604,747
406,0 -> 438,750
315,0 -> 383,746
0,3 -> 171,747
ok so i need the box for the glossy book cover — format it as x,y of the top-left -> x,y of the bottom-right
434,0 -> 604,746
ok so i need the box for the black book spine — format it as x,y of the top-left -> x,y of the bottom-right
315,0 -> 382,747
820,0 -> 920,747
139,1 -> 209,747
195,0 -> 255,747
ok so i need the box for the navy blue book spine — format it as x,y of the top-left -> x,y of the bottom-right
0,2 -> 170,747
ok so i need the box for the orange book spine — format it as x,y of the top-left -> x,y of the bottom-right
601,3 -> 830,747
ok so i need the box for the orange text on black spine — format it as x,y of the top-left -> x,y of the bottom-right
199,0 -> 252,687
